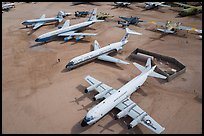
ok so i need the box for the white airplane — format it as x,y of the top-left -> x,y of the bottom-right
113,2 -> 131,7
65,27 -> 142,70
21,11 -> 70,30
81,58 -> 167,134
35,8 -> 104,42
2,2 -> 15,11
144,2 -> 170,10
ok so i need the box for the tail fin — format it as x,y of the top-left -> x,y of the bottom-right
56,11 -> 64,22
87,8 -> 104,22
120,27 -> 142,43
87,8 -> 97,21
133,58 -> 167,79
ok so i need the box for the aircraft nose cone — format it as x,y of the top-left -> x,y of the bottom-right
81,119 -> 88,127
35,38 -> 40,42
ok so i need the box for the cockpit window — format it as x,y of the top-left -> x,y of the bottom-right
67,61 -> 74,66
85,116 -> 94,122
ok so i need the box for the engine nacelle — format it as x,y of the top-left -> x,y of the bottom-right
64,36 -> 72,42
93,88 -> 112,101
116,47 -> 123,51
116,103 -> 136,119
127,112 -> 147,129
85,83 -> 102,93
85,85 -> 95,93
76,36 -> 85,41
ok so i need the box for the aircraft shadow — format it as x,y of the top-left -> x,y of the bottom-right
140,8 -> 165,13
29,42 -> 47,48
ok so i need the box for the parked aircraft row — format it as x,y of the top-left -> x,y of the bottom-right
17,3 -> 201,134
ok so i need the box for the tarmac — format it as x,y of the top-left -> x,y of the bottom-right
2,2 -> 202,134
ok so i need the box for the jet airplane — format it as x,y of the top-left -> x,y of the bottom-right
113,2 -> 131,7
144,2 -> 170,10
96,12 -> 114,20
173,2 -> 202,17
81,58 -> 166,134
149,20 -> 202,34
65,27 -> 142,70
35,8 -> 104,42
110,2 -> 133,9
22,11 -> 70,30
2,2 -> 15,12
75,11 -> 90,17
118,16 -> 144,27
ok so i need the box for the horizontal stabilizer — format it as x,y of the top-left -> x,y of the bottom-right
98,54 -> 129,65
149,71 -> 167,79
126,27 -> 142,35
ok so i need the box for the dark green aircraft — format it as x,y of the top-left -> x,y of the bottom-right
173,2 -> 202,16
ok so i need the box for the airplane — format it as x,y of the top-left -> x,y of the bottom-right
35,8 -> 104,43
144,2 -> 170,10
113,2 -> 131,7
81,58 -> 167,134
65,27 -> 142,70
22,11 -> 71,30
110,2 -> 133,9
96,12 -> 114,20
149,20 -> 202,34
75,11 -> 90,17
173,2 -> 202,17
2,2 -> 15,11
118,16 -> 144,27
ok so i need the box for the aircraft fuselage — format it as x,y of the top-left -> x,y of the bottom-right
35,21 -> 94,42
66,41 -> 127,70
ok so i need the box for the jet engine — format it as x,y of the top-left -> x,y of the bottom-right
127,112 -> 147,129
64,36 -> 72,41
116,103 -> 136,119
76,35 -> 85,41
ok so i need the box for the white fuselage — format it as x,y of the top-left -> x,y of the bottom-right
35,21 -> 94,42
82,67 -> 154,125
66,40 -> 128,69
22,17 -> 59,25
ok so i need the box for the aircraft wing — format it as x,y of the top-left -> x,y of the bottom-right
156,28 -> 175,34
115,98 -> 165,134
156,2 -> 170,7
178,25 -> 201,32
173,2 -> 194,8
97,54 -> 129,65
85,75 -> 116,98
33,22 -> 45,30
149,21 -> 165,26
119,16 -> 129,22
